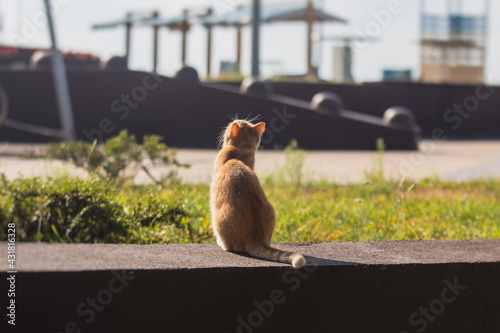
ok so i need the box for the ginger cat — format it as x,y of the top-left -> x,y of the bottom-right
210,120 -> 306,268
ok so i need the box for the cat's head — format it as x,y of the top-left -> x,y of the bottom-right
221,120 -> 265,151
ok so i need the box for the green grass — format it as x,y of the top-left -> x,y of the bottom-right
1,173 -> 499,243
5,134 -> 497,244
265,178 -> 500,242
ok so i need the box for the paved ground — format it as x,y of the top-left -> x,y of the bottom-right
1,239 -> 499,271
1,140 -> 499,183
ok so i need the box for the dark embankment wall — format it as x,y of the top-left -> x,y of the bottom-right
0,71 -> 418,149
214,80 -> 499,139
1,240 -> 499,333
269,81 -> 499,139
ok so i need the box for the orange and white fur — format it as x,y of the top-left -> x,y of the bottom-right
210,120 -> 306,268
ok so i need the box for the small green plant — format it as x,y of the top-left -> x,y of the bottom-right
364,137 -> 386,183
44,130 -> 189,184
265,139 -> 306,187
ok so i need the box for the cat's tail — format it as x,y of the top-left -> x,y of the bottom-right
247,244 -> 306,268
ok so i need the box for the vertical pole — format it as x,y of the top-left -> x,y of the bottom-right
420,0 -> 425,33
152,11 -> 159,73
481,0 -> 490,82
181,9 -> 188,64
0,0 -> 3,35
236,26 -> 242,73
317,0 -> 326,78
43,0 -> 75,141
125,12 -> 132,68
306,1 -> 314,78
344,44 -> 353,82
181,27 -> 187,64
420,0 -> 425,82
206,8 -> 213,79
445,0 -> 452,82
251,0 -> 260,78
206,26 -> 212,79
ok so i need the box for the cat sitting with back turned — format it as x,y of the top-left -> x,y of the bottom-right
210,119 -> 306,268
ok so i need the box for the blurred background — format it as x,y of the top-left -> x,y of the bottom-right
0,0 -> 498,83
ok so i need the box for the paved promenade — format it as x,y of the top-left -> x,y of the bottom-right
1,140 -> 499,183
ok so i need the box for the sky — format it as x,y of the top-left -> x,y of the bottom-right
0,0 -> 499,83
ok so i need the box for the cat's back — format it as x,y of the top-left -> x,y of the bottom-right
213,158 -> 257,191
213,146 -> 255,180
211,148 -> 263,207
211,154 -> 273,230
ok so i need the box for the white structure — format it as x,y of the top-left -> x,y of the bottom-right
332,45 -> 353,83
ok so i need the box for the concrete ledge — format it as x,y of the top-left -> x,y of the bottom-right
1,240 -> 499,332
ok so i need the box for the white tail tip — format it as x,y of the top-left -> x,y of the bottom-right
292,255 -> 306,268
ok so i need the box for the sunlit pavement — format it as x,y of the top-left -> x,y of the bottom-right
1,141 -> 499,184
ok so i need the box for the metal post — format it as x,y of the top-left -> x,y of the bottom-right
343,44 -> 353,82
236,26 -> 242,73
125,12 -> 132,68
317,0 -> 326,77
482,0 -> 490,82
445,0 -> 452,82
306,1 -> 314,78
420,0 -> 425,82
43,0 -> 75,141
206,25 -> 212,79
181,9 -> 189,64
206,8 -> 213,79
251,0 -> 260,78
152,11 -> 159,73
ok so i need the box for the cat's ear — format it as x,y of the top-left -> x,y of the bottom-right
230,123 -> 240,139
252,122 -> 266,136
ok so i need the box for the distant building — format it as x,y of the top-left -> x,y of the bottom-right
383,69 -> 412,82
219,61 -> 239,75
419,0 -> 488,84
